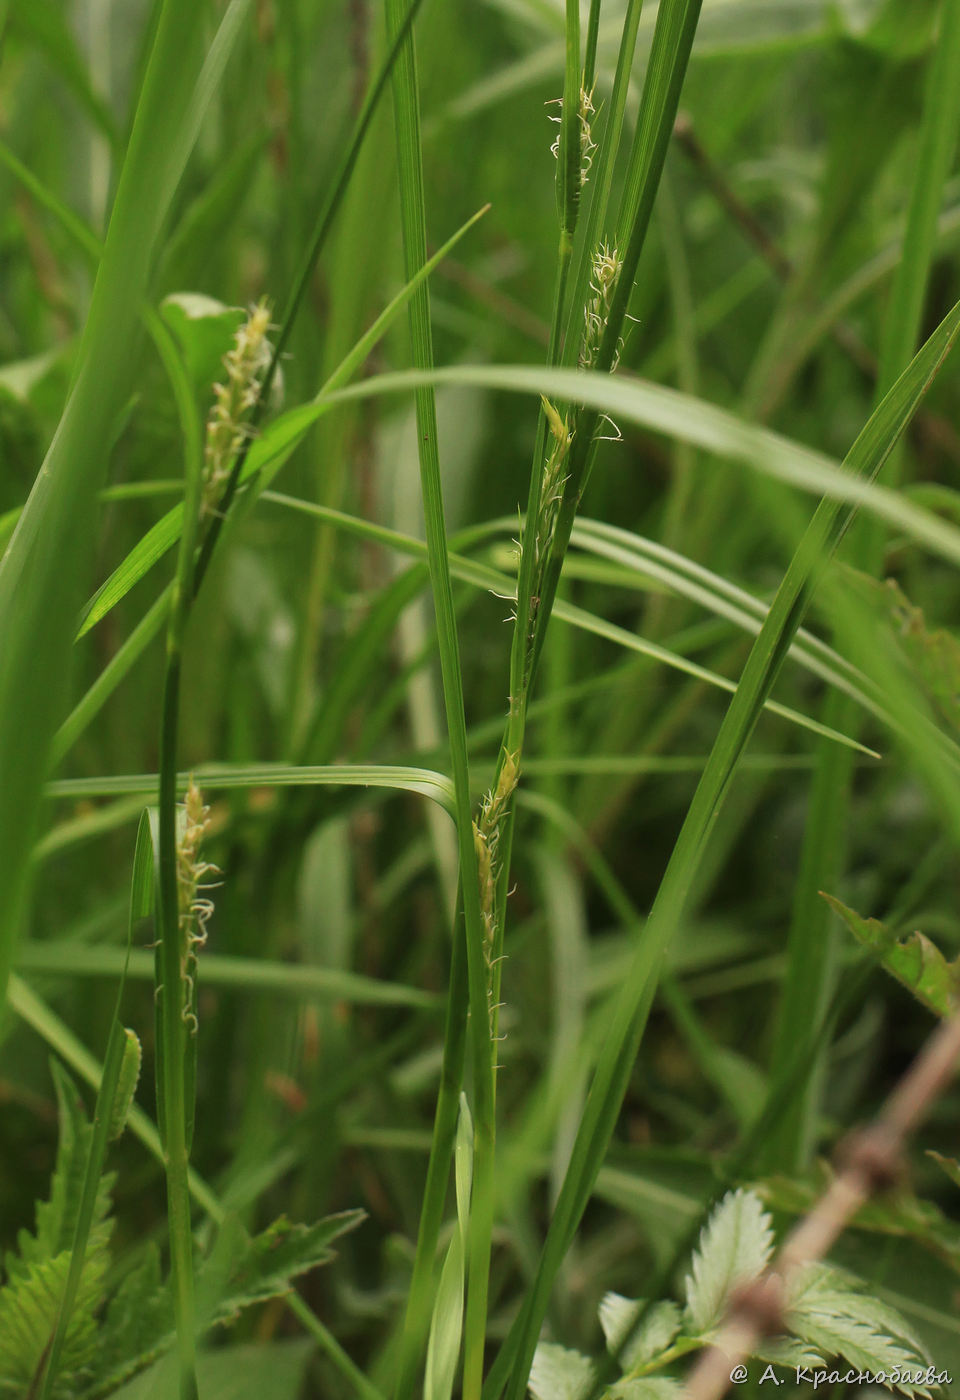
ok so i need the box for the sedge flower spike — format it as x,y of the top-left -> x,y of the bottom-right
473,750 -> 520,1037
201,298 -> 272,519
580,241 -> 623,370
547,84 -> 598,192
176,779 -> 218,1033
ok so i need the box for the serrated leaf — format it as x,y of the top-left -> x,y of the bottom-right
0,1064 -> 114,1396
10,1063 -> 90,1275
598,1295 -> 681,1369
787,1264 -> 931,1395
755,1337 -> 823,1369
528,1343 -> 596,1400
683,1189 -> 774,1335
823,894 -> 959,1017
607,1381 -> 683,1400
87,1246 -> 172,1398
207,1209 -> 365,1328
926,1150 -> 960,1191
0,1250 -> 107,1394
86,1211 -> 363,1397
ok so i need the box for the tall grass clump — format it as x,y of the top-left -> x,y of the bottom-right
3,2 -> 960,1400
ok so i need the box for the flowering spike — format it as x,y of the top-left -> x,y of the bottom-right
580,241 -> 624,371
473,749 -> 521,1038
201,299 -> 273,519
176,779 -> 218,1035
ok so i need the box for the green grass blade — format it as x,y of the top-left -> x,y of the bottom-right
484,294 -> 960,1400
15,942 -> 440,1011
315,353 -> 960,569
530,0 -> 704,676
191,0 -> 426,589
423,1095 -> 474,1400
0,0 -> 246,1029
45,762 -> 457,813
75,483 -> 879,760
245,497 -> 887,753
52,589 -> 172,765
766,0 -> 960,1171
383,3 -> 493,1396
874,0 -> 960,406
75,206 -> 488,640
556,0 -> 582,249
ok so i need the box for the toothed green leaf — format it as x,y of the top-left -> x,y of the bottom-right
823,894 -> 959,1017
0,1250 -> 108,1396
87,1246 -> 172,1398
206,1210 -> 365,1328
607,1382 -> 684,1400
0,1065 -> 113,1397
786,1264 -> 932,1395
528,1343 -> 596,1400
598,1295 -> 681,1369
926,1150 -> 960,1191
683,1189 -> 774,1335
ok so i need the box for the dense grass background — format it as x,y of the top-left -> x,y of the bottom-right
2,0 -> 960,1396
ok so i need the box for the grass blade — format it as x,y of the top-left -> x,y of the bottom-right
75,205 -> 488,640
383,3 -> 493,1396
0,0 -> 246,1026
765,0 -> 960,1171
485,293 -> 960,1400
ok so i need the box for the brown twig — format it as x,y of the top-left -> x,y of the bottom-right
681,1009 -> 960,1400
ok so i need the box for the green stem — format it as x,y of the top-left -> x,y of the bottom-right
157,659 -> 199,1400
530,0 -> 704,682
392,919 -> 469,1400
153,224 -> 207,1400
383,3 -> 493,1397
192,0 -> 425,596
486,298 -> 960,1400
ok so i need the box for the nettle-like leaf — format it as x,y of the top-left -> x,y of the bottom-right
86,1246 -> 172,1398
529,1342 -> 597,1400
683,1189 -> 774,1334
786,1263 -> 932,1396
823,894 -> 959,1018
0,1250 -> 109,1397
7,1064 -> 113,1283
208,1210 -> 365,1327
0,1065 -> 114,1396
85,1211 -> 365,1398
599,1295 -> 681,1369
